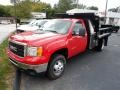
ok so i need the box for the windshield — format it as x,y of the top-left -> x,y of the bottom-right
39,19 -> 72,34
28,20 -> 47,26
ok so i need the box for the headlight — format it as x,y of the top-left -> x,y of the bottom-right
27,46 -> 43,56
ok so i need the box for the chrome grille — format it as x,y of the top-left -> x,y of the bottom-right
9,41 -> 26,57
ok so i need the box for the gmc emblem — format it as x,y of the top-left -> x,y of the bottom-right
9,45 -> 17,52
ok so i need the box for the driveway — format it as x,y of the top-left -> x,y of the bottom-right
0,24 -> 16,44
20,31 -> 120,90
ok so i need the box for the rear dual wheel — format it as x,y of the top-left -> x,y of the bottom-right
95,39 -> 105,51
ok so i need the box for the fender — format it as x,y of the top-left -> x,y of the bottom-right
44,39 -> 68,61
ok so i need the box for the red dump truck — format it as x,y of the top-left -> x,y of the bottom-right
7,13 -> 112,79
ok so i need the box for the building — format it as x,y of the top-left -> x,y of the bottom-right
0,17 -> 15,24
31,12 -> 46,19
105,12 -> 120,25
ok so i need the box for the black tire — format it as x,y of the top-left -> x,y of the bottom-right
46,54 -> 66,80
95,39 -> 104,51
116,30 -> 118,33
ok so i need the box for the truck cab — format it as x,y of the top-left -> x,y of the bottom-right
7,13 -> 112,79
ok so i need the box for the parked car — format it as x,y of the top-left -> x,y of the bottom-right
16,19 -> 49,33
7,13 -> 112,80
1,20 -> 11,24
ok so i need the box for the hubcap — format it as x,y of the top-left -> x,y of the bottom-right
53,60 -> 64,76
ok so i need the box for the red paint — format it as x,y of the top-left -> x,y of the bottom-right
7,19 -> 88,65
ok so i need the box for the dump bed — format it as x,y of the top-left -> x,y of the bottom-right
101,24 -> 119,33
98,27 -> 112,39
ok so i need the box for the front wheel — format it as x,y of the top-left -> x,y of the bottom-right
46,54 -> 66,80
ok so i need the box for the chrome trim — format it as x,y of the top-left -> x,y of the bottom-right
9,58 -> 48,73
9,40 -> 27,58
10,40 -> 27,46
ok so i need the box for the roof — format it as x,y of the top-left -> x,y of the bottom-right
66,8 -> 97,14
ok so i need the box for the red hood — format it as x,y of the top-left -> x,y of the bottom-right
10,31 -> 66,46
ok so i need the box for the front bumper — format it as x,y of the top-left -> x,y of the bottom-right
9,57 -> 48,73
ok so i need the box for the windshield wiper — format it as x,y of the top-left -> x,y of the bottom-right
35,29 -> 44,34
45,30 -> 58,33
37,29 -> 43,31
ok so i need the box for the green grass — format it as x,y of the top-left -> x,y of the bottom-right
0,39 -> 13,90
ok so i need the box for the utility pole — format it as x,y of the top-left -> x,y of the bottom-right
104,0 -> 108,24
11,0 -> 17,29
14,0 -> 17,29
76,0 -> 79,8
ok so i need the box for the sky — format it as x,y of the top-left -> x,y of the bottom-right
0,0 -> 120,11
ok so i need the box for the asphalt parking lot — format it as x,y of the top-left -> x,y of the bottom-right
19,31 -> 120,90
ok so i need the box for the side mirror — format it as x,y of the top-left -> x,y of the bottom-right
79,28 -> 86,36
72,31 -> 79,35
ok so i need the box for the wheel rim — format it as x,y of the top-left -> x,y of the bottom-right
53,60 -> 64,76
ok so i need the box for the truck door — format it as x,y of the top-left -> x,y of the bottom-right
69,22 -> 87,56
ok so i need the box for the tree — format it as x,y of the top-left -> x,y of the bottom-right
57,0 -> 73,13
87,6 -> 98,10
108,8 -> 118,12
71,3 -> 86,9
77,4 -> 86,9
0,5 -> 11,16
0,5 -> 6,16
4,6 -> 13,16
9,0 -> 52,19
32,0 -> 40,3
15,0 -> 32,18
31,2 -> 51,12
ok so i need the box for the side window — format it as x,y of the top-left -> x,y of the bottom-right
73,22 -> 85,35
